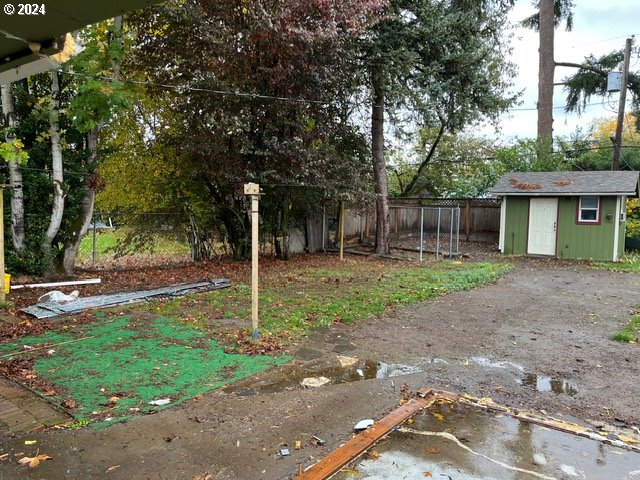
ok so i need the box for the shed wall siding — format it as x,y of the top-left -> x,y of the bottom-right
617,196 -> 627,259
556,196 -> 617,261
503,197 -> 529,254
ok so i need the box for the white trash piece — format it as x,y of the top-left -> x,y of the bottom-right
38,290 -> 80,304
354,419 -> 375,431
301,376 -> 331,388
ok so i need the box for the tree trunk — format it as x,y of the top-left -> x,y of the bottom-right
0,84 -> 25,253
61,17 -> 123,274
371,68 -> 390,255
61,129 -> 98,274
537,0 -> 555,145
43,71 -> 65,255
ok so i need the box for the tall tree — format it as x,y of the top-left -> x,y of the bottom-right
43,71 -> 65,255
521,0 -> 575,144
371,66 -> 389,254
537,0 -> 555,143
0,84 -> 26,253
362,0 -> 517,253
126,0 -> 382,259
569,113 -> 640,171
61,19 -> 130,273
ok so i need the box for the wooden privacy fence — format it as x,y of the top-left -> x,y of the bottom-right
343,199 -> 501,244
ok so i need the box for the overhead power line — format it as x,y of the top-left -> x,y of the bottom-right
59,69 -> 611,115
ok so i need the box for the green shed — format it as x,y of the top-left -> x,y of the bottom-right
490,171 -> 640,261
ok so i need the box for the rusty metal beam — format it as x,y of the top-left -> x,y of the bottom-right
295,388 -> 437,480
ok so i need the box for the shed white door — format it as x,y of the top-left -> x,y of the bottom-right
528,198 -> 557,255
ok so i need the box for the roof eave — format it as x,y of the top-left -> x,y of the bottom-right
491,191 -> 637,196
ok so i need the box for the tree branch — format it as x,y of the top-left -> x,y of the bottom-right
401,118 -> 447,196
555,61 -> 607,77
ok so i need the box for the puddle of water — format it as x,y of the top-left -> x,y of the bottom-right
223,359 -> 422,395
373,361 -> 422,378
521,373 -> 579,396
463,357 -> 579,397
334,404 -> 639,480
467,356 -> 525,373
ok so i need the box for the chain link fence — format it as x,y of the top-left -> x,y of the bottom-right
389,205 -> 461,259
342,199 -> 500,259
81,199 -> 499,266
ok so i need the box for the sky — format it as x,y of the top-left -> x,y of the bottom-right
484,0 -> 640,141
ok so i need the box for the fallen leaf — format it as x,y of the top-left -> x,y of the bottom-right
432,412 -> 445,421
42,389 -> 57,396
363,450 -> 380,460
105,465 -> 120,473
18,453 -> 52,468
24,440 -> 37,446
423,471 -> 433,477
425,446 -> 440,454
63,400 -> 78,409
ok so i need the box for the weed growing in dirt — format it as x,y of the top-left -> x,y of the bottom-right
611,314 -> 640,343
593,252 -> 640,272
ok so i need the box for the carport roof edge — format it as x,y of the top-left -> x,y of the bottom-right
490,171 -> 640,197
0,0 -> 162,75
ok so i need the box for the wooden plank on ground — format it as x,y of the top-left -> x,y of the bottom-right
295,388 -> 437,480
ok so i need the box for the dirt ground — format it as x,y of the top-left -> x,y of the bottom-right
0,254 -> 639,479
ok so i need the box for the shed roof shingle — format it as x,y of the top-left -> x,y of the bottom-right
490,171 -> 639,197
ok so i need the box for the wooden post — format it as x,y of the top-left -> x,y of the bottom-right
465,200 -> 471,242
339,201 -> 345,261
244,183 -> 261,339
0,187 -> 4,303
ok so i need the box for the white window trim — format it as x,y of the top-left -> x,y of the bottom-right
578,196 -> 600,223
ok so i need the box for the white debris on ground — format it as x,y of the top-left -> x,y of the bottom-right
37,290 -> 80,304
301,377 -> 331,388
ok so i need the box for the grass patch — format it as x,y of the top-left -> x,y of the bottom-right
611,314 -> 640,343
77,229 -> 190,262
160,260 -> 512,337
593,251 -> 640,272
0,258 -> 511,428
0,314 -> 289,428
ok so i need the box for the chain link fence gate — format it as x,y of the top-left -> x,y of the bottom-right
389,205 -> 461,259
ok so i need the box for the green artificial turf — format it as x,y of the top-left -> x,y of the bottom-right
0,314 -> 289,428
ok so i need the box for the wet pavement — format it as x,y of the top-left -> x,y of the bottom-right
0,378 -> 68,433
224,352 -> 584,401
333,403 -> 640,480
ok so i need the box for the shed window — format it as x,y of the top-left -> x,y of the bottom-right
578,196 -> 599,223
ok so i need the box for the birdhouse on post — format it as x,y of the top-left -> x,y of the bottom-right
243,183 -> 260,196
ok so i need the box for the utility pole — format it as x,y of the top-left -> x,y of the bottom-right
612,37 -> 633,171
